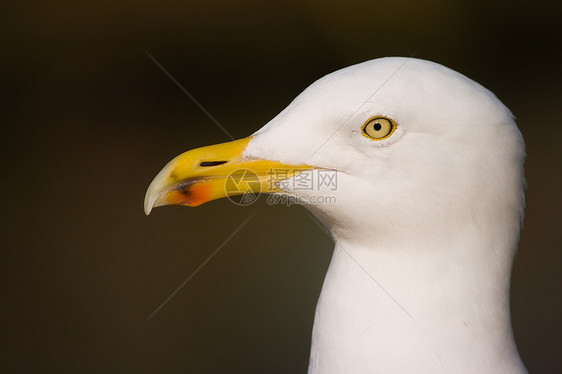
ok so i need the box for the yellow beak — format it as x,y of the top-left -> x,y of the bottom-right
144,137 -> 312,214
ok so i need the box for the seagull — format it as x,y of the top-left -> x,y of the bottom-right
144,57 -> 527,373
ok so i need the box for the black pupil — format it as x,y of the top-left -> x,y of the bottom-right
373,122 -> 382,131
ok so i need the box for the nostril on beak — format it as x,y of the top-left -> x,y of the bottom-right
199,161 -> 228,167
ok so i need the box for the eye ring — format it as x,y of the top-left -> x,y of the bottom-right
361,116 -> 397,141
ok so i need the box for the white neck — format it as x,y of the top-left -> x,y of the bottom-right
308,228 -> 526,374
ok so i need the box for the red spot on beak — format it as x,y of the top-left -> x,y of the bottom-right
166,182 -> 212,207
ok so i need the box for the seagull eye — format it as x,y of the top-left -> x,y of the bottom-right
362,117 -> 396,140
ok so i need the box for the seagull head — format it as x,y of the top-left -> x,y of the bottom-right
145,57 -> 525,246
144,57 -> 528,373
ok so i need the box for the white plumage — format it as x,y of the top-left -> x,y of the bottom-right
245,58 -> 527,373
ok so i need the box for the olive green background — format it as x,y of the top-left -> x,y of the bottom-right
2,1 -> 561,373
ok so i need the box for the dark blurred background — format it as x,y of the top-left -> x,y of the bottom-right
1,0 -> 561,372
